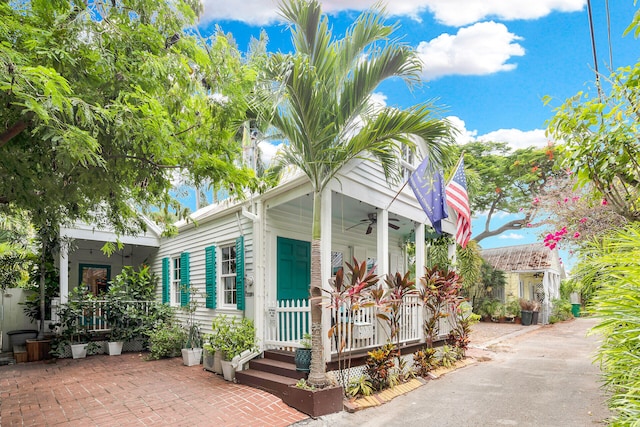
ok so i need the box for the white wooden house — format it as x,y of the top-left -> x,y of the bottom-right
51,151 -> 458,363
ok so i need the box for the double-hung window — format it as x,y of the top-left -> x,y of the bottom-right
220,244 -> 237,306
172,256 -> 182,306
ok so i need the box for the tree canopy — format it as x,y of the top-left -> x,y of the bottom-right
0,0 -> 257,235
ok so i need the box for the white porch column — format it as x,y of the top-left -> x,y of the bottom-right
415,222 -> 425,341
59,244 -> 69,305
377,209 -> 389,278
447,240 -> 457,268
321,188 -> 333,363
252,200 -> 265,351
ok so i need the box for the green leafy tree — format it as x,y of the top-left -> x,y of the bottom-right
0,1 -> 258,335
457,141 -> 560,242
261,0 -> 453,386
546,65 -> 640,223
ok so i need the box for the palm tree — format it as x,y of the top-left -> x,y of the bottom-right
263,0 -> 454,386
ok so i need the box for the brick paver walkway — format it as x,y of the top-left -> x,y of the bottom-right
0,353 -> 307,426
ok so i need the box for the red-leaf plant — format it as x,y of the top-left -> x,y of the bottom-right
325,258 -> 378,392
419,266 -> 462,349
371,271 -> 416,376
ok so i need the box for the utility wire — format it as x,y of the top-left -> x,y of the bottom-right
586,0 -> 605,100
605,0 -> 613,69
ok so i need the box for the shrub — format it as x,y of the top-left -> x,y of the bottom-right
551,298 -> 573,321
413,347 -> 439,376
147,322 -> 187,360
346,376 -> 373,398
439,344 -> 459,368
365,343 -> 396,391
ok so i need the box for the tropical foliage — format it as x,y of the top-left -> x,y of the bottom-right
578,224 -> 640,425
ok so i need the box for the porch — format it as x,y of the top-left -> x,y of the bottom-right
263,297 -> 456,358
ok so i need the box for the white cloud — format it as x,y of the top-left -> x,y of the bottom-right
499,232 -> 525,240
258,140 -> 282,165
423,0 -> 585,27
449,116 -> 547,150
477,128 -> 548,150
417,22 -> 524,80
200,0 -> 584,27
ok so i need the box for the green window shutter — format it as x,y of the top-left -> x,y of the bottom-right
180,252 -> 190,307
236,236 -> 245,310
162,257 -> 170,304
205,245 -> 217,309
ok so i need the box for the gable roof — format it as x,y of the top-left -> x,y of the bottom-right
481,243 -> 558,272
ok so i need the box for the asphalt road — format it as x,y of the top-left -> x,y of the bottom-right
297,317 -> 610,427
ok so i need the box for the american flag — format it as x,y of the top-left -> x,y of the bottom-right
445,157 -> 471,247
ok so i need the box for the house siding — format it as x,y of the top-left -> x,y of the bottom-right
150,211 -> 254,336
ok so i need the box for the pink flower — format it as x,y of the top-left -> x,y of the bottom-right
564,198 -> 568,203
526,223 -> 532,227
579,217 -> 587,224
602,199 -> 608,206
549,243 -> 556,250
573,232 -> 580,239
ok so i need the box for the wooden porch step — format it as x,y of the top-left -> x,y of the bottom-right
263,349 -> 295,364
249,357 -> 305,380
235,369 -> 298,398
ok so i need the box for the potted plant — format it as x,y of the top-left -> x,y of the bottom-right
505,299 -> 521,323
55,287 -> 95,358
294,333 -> 312,373
203,315 -> 229,374
104,292 -> 137,356
218,317 -> 257,381
519,298 -> 535,326
181,286 -> 203,366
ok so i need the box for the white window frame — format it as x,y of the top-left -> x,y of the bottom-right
171,256 -> 181,307
219,243 -> 237,308
401,144 -> 415,181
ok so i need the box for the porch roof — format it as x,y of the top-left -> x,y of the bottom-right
480,243 -> 556,273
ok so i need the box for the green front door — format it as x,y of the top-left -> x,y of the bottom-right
277,237 -> 311,301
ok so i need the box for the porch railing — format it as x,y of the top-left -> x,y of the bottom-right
265,296 -> 425,354
65,300 -> 154,334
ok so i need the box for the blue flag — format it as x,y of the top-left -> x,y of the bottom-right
409,156 -> 448,234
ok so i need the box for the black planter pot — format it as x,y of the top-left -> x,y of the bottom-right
531,310 -> 539,325
295,348 -> 312,373
521,310 -> 533,326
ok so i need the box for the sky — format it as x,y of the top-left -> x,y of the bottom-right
189,0 -> 640,270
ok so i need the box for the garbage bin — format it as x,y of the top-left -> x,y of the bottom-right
521,310 -> 533,326
571,304 -> 581,318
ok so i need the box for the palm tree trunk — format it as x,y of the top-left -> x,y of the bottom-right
307,190 -> 327,387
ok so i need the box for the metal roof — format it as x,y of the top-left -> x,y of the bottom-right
480,243 -> 554,272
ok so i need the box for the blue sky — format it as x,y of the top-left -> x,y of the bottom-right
189,0 -> 639,270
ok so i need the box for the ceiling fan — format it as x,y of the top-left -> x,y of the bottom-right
346,213 -> 400,235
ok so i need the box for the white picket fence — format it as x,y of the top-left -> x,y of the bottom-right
66,300 -> 154,333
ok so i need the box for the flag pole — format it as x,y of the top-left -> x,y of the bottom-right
446,151 -> 465,185
386,179 -> 409,210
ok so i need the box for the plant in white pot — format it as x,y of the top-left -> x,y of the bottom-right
203,315 -> 230,374
181,286 -> 203,366
55,286 -> 95,358
218,317 -> 257,381
104,292 -> 137,356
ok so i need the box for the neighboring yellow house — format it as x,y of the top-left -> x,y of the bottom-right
481,243 -> 566,324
